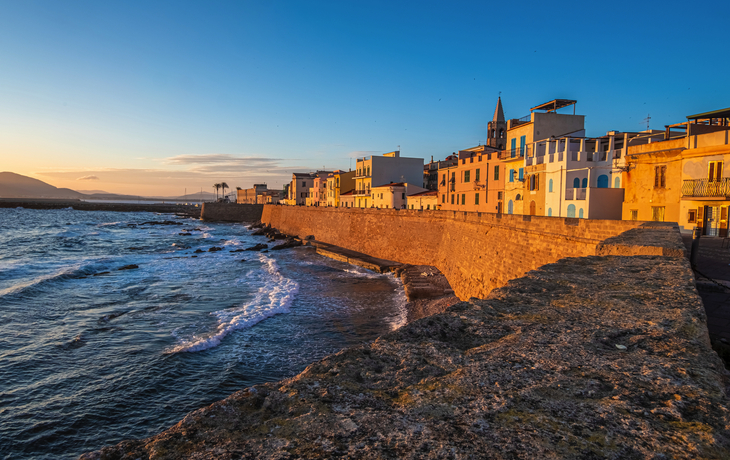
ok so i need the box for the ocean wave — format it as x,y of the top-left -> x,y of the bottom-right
169,253 -> 299,353
0,264 -> 91,298
342,267 -> 384,279
386,273 -> 408,331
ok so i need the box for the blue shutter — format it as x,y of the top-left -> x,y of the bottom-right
511,138 -> 516,158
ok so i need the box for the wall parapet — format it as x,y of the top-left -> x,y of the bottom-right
201,203 -> 263,222
262,205 -> 684,299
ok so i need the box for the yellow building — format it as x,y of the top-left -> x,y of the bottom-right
623,107 -> 730,235
371,182 -> 428,209
326,170 -> 356,207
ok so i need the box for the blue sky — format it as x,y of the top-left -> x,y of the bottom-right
1,0 -> 728,195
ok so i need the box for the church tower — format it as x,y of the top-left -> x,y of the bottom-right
487,97 -> 507,150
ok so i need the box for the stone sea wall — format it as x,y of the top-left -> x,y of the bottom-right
261,205 -> 684,300
200,203 -> 263,222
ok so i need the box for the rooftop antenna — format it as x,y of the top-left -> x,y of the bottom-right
641,113 -> 651,130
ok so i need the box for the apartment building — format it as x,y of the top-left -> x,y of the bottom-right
353,150 -> 423,208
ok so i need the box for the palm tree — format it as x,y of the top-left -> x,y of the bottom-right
213,183 -> 221,201
220,182 -> 229,201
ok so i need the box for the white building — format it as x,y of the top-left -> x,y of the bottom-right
353,151 -> 424,208
370,182 -> 428,209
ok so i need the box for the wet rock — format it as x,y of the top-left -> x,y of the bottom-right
139,220 -> 183,226
194,249 -> 204,253
244,243 -> 268,251
230,248 -> 245,252
117,264 -> 139,271
93,271 -> 110,276
208,247 -> 223,252
271,239 -> 303,251
179,232 -> 192,236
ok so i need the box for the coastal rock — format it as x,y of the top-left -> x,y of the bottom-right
229,248 -> 245,252
140,220 -> 182,226
117,264 -> 139,271
244,243 -> 268,251
80,254 -> 730,459
178,232 -> 192,236
271,239 -> 303,251
193,249 -> 204,253
208,247 -> 223,252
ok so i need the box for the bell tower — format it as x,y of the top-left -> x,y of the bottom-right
487,96 -> 507,150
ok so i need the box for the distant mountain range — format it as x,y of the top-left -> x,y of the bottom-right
0,172 -> 220,201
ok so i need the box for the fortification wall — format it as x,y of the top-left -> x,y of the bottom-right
200,203 -> 263,222
262,205 -> 684,300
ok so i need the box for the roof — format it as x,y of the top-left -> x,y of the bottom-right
372,182 -> 406,188
531,99 -> 577,113
687,107 -> 730,120
493,97 -> 505,122
408,190 -> 438,197
340,190 -> 354,196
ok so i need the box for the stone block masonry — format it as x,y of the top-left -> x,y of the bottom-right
200,203 -> 263,222
261,205 -> 686,300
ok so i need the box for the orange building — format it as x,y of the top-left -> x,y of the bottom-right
439,146 -> 501,212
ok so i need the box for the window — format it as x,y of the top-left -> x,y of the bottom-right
464,170 -> 471,182
530,175 -> 535,191
579,208 -> 584,218
494,165 -> 499,181
498,191 -> 503,200
573,177 -> 580,188
511,138 -> 517,157
451,195 -> 454,205
614,177 -> 621,188
549,178 -> 554,193
518,168 -> 524,181
520,135 -> 526,155
630,210 -> 638,221
652,206 -> 665,222
478,156 -> 482,162
442,194 -> 446,203
688,210 -> 697,223
426,205 -> 430,210
509,169 -> 515,182
654,165 -> 667,188
475,193 -> 480,205
462,159 -> 466,165
709,161 -> 723,182
507,200 -> 513,214
581,178 -> 588,188
461,194 -> 465,205
470,157 -> 474,163
367,167 -> 370,176
475,169 -> 480,181
402,192 -> 405,199
548,208 -> 552,216
302,181 -> 307,187
597,175 -> 608,188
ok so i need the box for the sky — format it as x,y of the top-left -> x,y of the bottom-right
1,0 -> 729,196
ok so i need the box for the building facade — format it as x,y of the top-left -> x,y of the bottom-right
353,151 -> 423,208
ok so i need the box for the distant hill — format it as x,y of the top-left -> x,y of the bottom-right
170,191 -> 218,201
75,189 -> 111,194
0,172 -> 85,199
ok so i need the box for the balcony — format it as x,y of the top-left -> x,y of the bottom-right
682,178 -> 730,198
353,189 -> 371,196
498,145 -> 531,161
565,188 -> 586,201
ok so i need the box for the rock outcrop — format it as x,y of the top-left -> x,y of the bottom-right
80,253 -> 730,459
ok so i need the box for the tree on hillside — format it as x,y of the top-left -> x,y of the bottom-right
221,182 -> 229,201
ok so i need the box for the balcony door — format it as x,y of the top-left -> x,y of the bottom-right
702,206 -> 723,236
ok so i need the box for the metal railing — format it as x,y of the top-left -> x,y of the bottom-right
498,145 -> 531,160
682,178 -> 730,197
565,188 -> 586,201
353,189 -> 371,196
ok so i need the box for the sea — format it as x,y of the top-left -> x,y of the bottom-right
0,207 -> 406,460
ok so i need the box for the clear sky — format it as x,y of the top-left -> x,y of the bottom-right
1,0 -> 728,196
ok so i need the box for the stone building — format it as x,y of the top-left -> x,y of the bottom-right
237,184 -> 268,204
487,96 -> 507,150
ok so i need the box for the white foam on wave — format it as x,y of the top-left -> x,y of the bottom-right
386,273 -> 408,331
0,263 -> 85,298
169,252 -> 299,353
342,266 -> 384,279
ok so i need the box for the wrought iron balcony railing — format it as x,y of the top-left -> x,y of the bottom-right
682,178 -> 730,197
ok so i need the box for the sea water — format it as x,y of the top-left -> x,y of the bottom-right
0,208 -> 406,459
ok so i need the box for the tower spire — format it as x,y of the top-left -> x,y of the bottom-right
493,96 -> 505,123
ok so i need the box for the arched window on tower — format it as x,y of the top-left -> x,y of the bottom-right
499,129 -> 504,139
